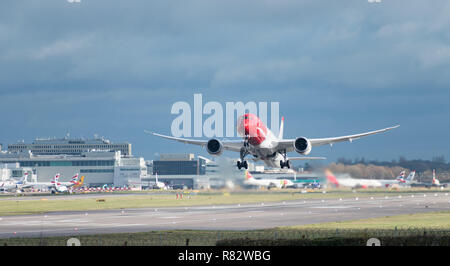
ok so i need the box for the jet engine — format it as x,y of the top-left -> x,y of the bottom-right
206,139 -> 223,156
294,137 -> 312,155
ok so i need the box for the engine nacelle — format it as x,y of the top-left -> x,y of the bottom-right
206,139 -> 223,156
294,137 -> 312,155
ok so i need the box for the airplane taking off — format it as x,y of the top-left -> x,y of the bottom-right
244,170 -> 294,189
148,113 -> 399,169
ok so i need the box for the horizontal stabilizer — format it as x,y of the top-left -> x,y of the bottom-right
288,157 -> 327,160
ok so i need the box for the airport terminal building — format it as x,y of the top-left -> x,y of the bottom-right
0,137 -> 144,189
7,136 -> 132,156
143,154 -> 211,189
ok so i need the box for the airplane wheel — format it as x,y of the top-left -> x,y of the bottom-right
280,160 -> 285,168
286,160 -> 291,169
237,161 -> 242,170
243,161 -> 248,169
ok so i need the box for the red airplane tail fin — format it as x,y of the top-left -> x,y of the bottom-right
325,169 -> 339,187
245,170 -> 253,180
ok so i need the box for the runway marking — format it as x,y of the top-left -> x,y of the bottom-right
0,223 -> 150,236
57,219 -> 90,223
2,193 -> 450,238
310,206 -> 353,209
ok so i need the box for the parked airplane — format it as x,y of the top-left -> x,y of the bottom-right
27,173 -> 83,190
244,170 -> 294,189
53,173 -> 81,187
0,180 -> 16,191
397,170 -> 416,185
292,179 -> 322,189
0,173 -> 33,192
71,176 -> 85,188
325,169 -> 402,188
148,114 -> 398,169
21,173 -> 62,188
153,173 -> 168,190
395,171 -> 406,183
431,169 -> 444,187
0,179 -> 24,192
410,169 -> 448,188
52,180 -> 69,193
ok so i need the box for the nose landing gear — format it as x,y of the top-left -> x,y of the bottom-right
237,160 -> 248,170
237,139 -> 250,170
280,149 -> 290,169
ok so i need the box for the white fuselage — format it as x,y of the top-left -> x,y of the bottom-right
334,178 -> 398,188
245,177 -> 294,188
0,180 -> 18,191
248,132 -> 284,167
236,113 -> 287,168
54,185 -> 68,192
155,181 -> 167,189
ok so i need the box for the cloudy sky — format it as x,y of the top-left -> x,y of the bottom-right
1,0 -> 449,164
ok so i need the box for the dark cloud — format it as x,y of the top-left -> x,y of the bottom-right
0,0 -> 449,162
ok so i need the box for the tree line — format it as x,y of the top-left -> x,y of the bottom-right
301,156 -> 449,182
336,155 -> 448,173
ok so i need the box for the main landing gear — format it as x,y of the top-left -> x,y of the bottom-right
280,149 -> 291,169
237,160 -> 248,170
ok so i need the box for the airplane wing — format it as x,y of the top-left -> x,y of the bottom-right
277,125 -> 399,152
18,184 -> 34,189
146,131 -> 244,152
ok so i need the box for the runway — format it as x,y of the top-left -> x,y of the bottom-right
0,192 -> 449,238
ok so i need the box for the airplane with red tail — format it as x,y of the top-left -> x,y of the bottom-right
325,169 -> 414,188
148,114 -> 399,170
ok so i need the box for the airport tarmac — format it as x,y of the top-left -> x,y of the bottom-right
0,192 -> 449,238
